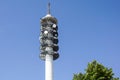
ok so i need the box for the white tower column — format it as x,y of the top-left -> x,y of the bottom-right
45,54 -> 53,80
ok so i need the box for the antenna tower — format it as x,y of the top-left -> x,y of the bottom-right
39,2 -> 59,80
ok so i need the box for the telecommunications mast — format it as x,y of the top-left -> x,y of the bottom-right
39,2 -> 59,80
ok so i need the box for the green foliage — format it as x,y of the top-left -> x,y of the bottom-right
73,60 -> 119,80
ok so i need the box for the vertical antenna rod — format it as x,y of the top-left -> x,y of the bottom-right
48,2 -> 51,14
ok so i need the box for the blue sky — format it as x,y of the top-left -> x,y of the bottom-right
0,0 -> 120,80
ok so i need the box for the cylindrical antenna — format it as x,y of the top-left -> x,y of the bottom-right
48,2 -> 51,14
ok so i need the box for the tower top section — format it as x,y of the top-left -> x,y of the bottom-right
40,2 -> 59,61
41,2 -> 58,24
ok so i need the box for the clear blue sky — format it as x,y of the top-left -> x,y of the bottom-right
0,0 -> 120,80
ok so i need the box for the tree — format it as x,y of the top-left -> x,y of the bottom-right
73,60 -> 119,80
